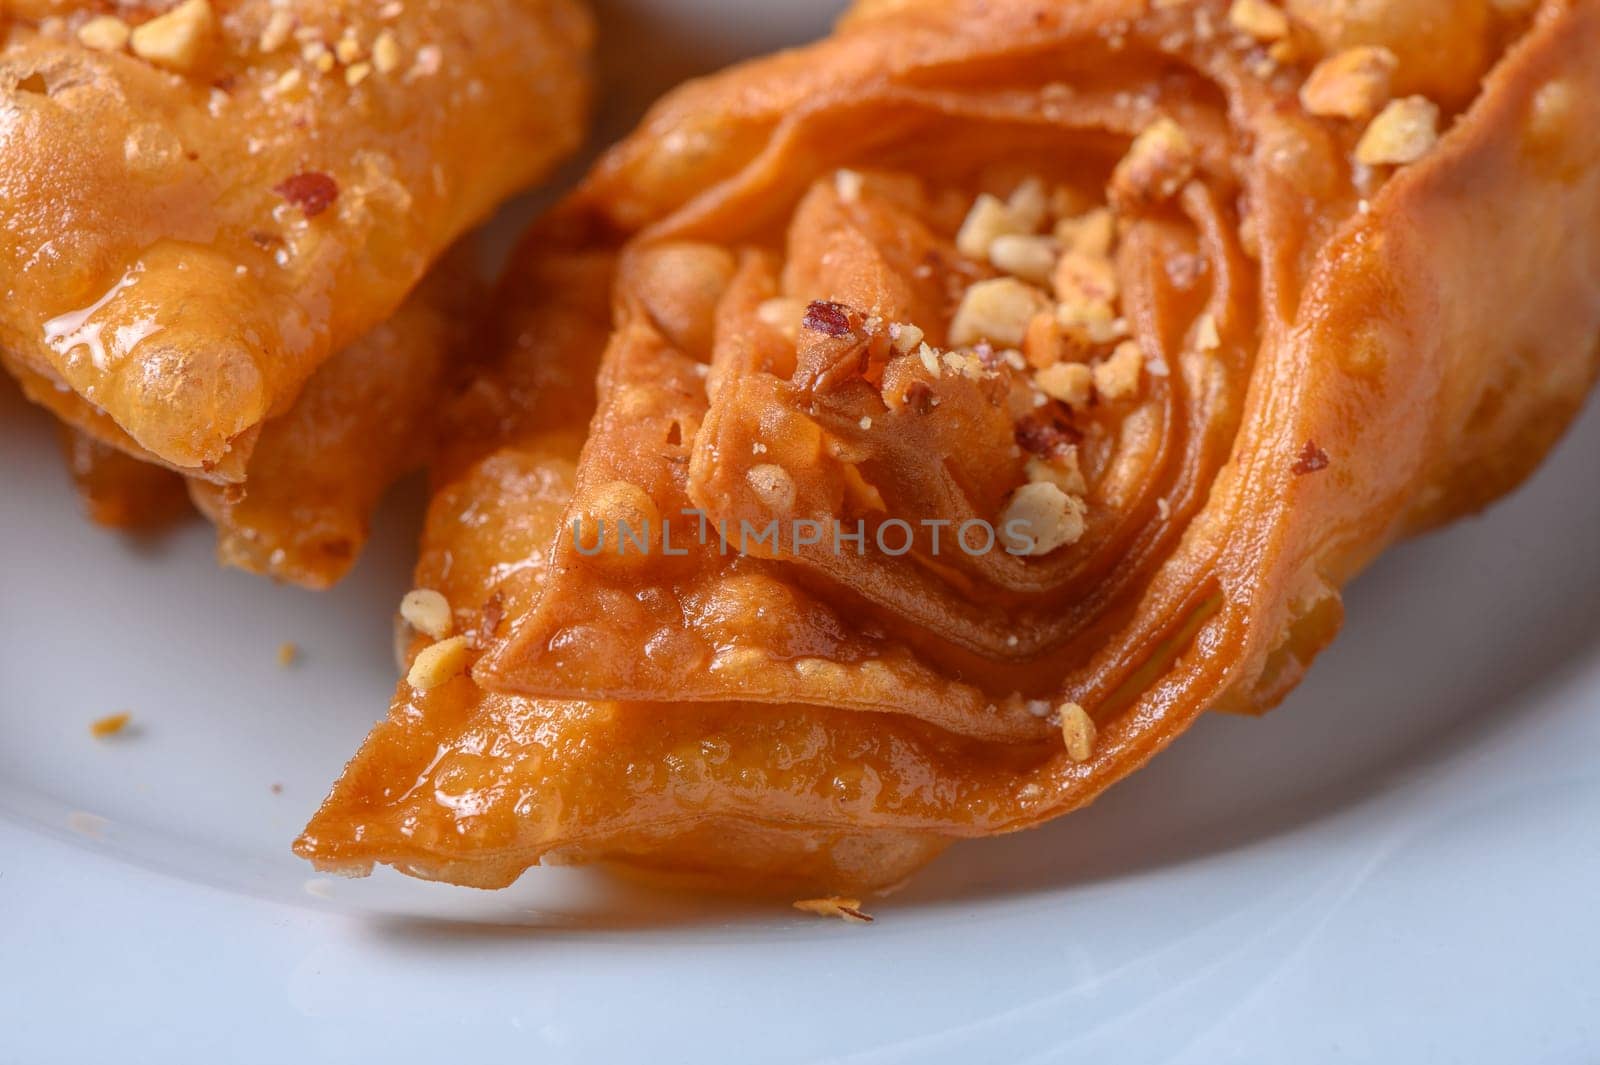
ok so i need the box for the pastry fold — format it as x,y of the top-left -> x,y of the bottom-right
300,0 -> 1600,893
50,258 -> 479,586
0,0 -> 591,481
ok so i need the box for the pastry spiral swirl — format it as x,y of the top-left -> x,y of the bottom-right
301,0 -> 1600,893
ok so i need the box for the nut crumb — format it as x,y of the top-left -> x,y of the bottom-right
950,278 -> 1051,347
956,193 -> 1028,260
258,8 -> 294,53
77,15 -> 131,53
1292,440 -> 1330,475
1227,0 -> 1289,41
1112,118 -> 1196,206
371,30 -> 403,73
834,168 -> 864,203
746,463 -> 798,512
1059,702 -> 1097,762
400,588 -> 454,640
1035,362 -> 1093,408
793,897 -> 874,923
275,171 -> 340,218
1093,340 -> 1144,401
1355,97 -> 1439,167
90,712 -> 132,739
129,0 -> 215,73
277,641 -> 299,667
1300,46 -> 1397,120
1002,482 -> 1088,556
407,635 -> 471,691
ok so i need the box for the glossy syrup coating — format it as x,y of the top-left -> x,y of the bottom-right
303,0 -> 1600,895
46,254 -> 481,587
0,0 -> 592,479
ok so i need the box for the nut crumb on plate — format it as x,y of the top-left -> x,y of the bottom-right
793,897 -> 874,923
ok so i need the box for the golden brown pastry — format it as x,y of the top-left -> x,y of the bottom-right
0,0 -> 591,481
50,258 -> 480,586
300,0 -> 1600,895
58,423 -> 191,530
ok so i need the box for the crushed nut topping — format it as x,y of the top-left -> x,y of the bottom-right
400,589 -> 454,640
406,635 -> 471,691
793,897 -> 874,923
747,463 -> 798,512
129,0 -> 215,73
990,234 -> 1058,285
90,712 -> 132,739
1300,46 -> 1398,120
78,15 -> 131,53
1355,97 -> 1440,166
1292,440 -> 1331,475
956,193 -> 1024,260
834,168 -> 864,203
1026,449 -> 1088,496
1003,482 -> 1088,556
371,30 -> 403,74
1059,702 -> 1097,762
1228,0 -> 1289,41
1111,118 -> 1196,206
1194,312 -> 1222,353
1035,362 -> 1093,408
275,172 -> 340,218
802,300 -> 854,338
887,321 -> 924,354
258,8 -> 294,53
950,277 -> 1051,348
1093,340 -> 1144,401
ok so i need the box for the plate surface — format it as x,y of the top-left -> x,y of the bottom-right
4,3 -> 1600,1062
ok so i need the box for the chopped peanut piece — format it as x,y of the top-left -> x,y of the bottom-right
258,9 -> 294,53
90,712 -> 132,739
1053,250 -> 1118,308
371,30 -> 403,74
1111,118 -> 1196,206
1094,340 -> 1144,401
950,278 -> 1051,347
1035,362 -> 1094,408
990,234 -> 1058,285
1057,300 -> 1128,345
834,168 -> 864,203
1194,312 -> 1221,352
1055,208 -> 1116,259
1026,450 -> 1088,496
1300,46 -> 1398,120
1228,0 -> 1289,41
78,15 -> 131,53
335,34 -> 364,65
747,464 -> 798,512
1059,702 -> 1097,762
1355,97 -> 1440,166
1023,311 -> 1065,368
956,194 -> 1027,260
1002,482 -> 1088,556
407,636 -> 471,691
129,0 -> 215,74
400,588 -> 454,640
888,321 -> 925,354
793,897 -> 874,923
1006,177 -> 1049,231
345,61 -> 373,86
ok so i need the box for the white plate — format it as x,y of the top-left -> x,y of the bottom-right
4,3 -> 1600,1061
